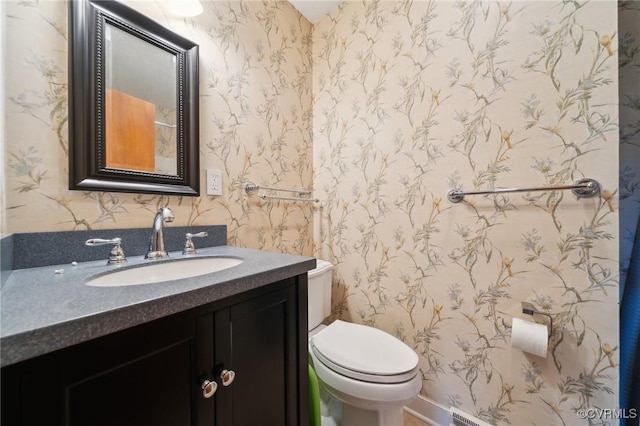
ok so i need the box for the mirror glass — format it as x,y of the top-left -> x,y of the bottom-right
69,0 -> 200,195
105,23 -> 178,175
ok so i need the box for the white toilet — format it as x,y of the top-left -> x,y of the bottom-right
308,260 -> 422,426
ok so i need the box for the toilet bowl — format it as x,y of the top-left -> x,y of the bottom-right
308,260 -> 422,426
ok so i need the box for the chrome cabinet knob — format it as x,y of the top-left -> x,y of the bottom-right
201,379 -> 218,398
220,369 -> 235,386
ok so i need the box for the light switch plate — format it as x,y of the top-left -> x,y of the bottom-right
206,169 -> 223,196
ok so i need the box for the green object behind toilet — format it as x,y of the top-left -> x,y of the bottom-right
309,363 -> 321,426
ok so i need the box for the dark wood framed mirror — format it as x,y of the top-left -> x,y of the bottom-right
69,0 -> 200,195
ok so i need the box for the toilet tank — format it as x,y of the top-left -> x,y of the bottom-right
308,259 -> 333,331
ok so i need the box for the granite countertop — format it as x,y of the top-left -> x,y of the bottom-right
1,246 -> 315,367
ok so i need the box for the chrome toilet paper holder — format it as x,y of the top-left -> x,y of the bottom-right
502,302 -> 553,340
520,302 -> 553,339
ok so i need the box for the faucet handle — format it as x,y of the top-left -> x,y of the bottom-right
86,238 -> 127,265
183,232 -> 208,255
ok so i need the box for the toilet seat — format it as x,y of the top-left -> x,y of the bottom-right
310,320 -> 419,384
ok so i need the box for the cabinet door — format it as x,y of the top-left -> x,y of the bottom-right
1,313 -> 209,426
195,312 -> 216,425
64,314 -> 201,426
66,342 -> 192,425
1,354 -> 65,425
214,284 -> 299,426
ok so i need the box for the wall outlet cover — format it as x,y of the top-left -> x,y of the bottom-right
206,169 -> 223,196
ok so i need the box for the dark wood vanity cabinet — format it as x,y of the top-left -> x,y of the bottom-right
1,276 -> 309,426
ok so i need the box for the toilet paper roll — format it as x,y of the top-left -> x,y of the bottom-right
511,317 -> 548,358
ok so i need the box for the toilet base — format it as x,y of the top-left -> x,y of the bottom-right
319,378 -> 412,426
342,403 -> 404,426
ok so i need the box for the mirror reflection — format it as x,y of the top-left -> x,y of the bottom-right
104,23 -> 178,175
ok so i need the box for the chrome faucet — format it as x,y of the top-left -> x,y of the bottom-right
145,207 -> 175,259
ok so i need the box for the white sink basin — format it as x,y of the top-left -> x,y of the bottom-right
86,256 -> 243,287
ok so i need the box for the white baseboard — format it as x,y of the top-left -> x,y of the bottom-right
404,395 -> 451,426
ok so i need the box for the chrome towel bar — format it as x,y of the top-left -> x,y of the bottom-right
447,178 -> 600,203
244,181 -> 319,203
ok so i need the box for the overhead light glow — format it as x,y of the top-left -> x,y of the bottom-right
166,0 -> 203,17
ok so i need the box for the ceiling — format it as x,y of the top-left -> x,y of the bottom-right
288,0 -> 343,24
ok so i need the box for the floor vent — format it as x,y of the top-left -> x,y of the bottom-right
450,408 -> 493,426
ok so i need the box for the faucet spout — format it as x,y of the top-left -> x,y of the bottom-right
145,207 -> 175,259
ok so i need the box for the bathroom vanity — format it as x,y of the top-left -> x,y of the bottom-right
1,237 -> 314,426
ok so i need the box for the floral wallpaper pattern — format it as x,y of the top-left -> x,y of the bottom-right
2,0 -> 624,425
313,1 -> 619,425
3,0 -> 314,256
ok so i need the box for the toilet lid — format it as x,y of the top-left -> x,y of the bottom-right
310,320 -> 419,384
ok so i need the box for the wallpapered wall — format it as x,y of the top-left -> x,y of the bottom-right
3,0 -> 314,255
313,1 -> 619,425
3,0 -> 624,425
